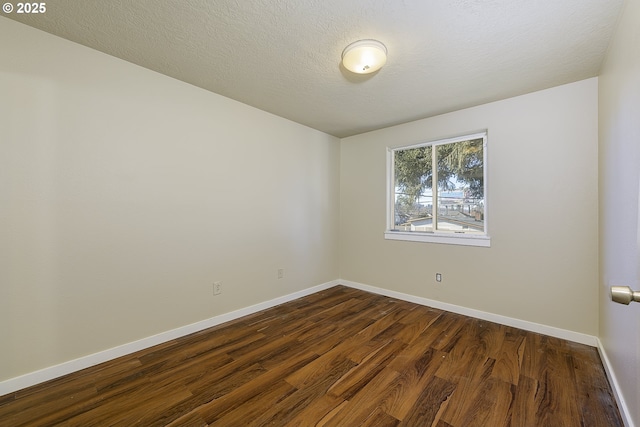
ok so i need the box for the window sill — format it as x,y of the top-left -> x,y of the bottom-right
384,230 -> 491,247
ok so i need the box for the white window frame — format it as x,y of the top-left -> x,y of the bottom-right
385,131 -> 490,247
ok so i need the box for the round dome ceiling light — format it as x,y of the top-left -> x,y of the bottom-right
341,39 -> 387,74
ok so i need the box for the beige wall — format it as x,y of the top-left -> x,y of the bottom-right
340,78 -> 599,336
599,0 -> 640,424
0,18 -> 340,382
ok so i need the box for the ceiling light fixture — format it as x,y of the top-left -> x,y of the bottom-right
341,39 -> 387,74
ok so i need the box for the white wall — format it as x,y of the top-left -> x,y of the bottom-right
0,18 -> 340,382
598,0 -> 640,424
340,78 -> 599,336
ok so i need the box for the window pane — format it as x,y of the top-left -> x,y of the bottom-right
394,146 -> 433,231
436,139 -> 484,233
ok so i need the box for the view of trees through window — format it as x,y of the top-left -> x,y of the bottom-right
393,135 -> 485,234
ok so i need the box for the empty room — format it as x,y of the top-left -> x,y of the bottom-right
1,1 -> 638,426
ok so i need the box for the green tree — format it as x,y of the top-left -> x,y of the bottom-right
394,146 -> 432,203
437,138 -> 484,198
394,138 -> 483,202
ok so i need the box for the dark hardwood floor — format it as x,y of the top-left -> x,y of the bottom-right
0,285 -> 623,426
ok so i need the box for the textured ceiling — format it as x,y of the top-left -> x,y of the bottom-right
5,0 -> 623,137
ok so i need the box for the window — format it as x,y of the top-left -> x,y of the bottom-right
385,132 -> 489,247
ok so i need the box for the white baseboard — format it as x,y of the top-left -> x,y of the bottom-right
0,280 -> 339,397
597,339 -> 636,427
340,279 -> 598,347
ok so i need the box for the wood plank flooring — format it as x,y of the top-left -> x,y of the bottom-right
0,286 -> 623,426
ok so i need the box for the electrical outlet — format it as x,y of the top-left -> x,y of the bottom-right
277,268 -> 284,279
213,281 -> 222,295
436,273 -> 442,282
